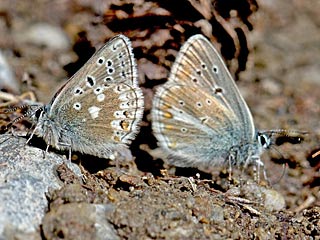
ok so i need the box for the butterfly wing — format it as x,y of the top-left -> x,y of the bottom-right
45,35 -> 144,157
169,34 -> 255,137
152,34 -> 255,168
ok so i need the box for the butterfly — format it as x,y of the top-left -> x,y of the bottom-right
152,34 -> 284,173
5,35 -> 144,160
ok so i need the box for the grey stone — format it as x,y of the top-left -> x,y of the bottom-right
16,23 -> 70,50
0,135 -> 81,238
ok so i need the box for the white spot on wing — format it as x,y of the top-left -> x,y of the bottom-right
97,93 -> 105,102
88,106 -> 101,119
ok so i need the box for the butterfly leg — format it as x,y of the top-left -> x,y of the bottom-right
40,144 -> 49,159
252,157 -> 265,183
25,108 -> 45,145
109,149 -> 134,174
227,154 -> 236,181
41,134 -> 51,159
26,124 -> 39,145
109,151 -> 127,172
57,141 -> 72,161
228,158 -> 232,181
68,148 -> 71,161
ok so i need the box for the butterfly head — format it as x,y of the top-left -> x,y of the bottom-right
26,104 -> 45,127
257,129 -> 307,149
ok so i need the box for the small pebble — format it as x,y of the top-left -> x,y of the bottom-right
17,23 -> 70,50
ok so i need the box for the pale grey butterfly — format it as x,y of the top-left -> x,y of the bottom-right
8,34 -> 144,160
152,34 -> 271,173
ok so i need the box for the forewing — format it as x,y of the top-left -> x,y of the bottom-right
152,34 -> 256,167
169,34 -> 255,139
48,35 -> 144,147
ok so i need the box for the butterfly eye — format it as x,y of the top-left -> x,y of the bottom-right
258,134 -> 271,149
34,108 -> 44,119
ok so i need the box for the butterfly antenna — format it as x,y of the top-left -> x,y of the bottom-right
261,129 -> 308,139
2,105 -> 43,131
312,150 -> 320,159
